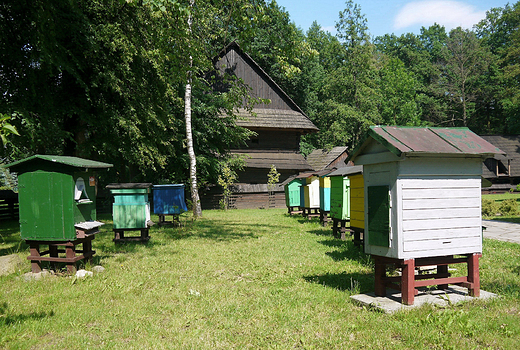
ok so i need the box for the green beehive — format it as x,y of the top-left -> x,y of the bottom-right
284,177 -> 304,208
330,175 -> 350,220
328,166 -> 363,221
4,155 -> 113,241
106,183 -> 152,229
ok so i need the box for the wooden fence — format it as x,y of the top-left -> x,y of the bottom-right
0,190 -> 19,221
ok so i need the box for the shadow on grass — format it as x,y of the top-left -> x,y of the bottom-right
303,272 -> 373,294
488,217 -> 520,224
162,218 -> 268,241
0,302 -> 53,326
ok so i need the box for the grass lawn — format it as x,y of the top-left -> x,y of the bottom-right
1,209 -> 520,349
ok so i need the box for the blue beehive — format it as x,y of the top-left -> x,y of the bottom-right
153,184 -> 188,216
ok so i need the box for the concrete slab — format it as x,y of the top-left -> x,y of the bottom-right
351,285 -> 497,313
482,220 -> 520,244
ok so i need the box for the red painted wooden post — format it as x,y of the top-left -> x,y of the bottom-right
468,253 -> 481,297
65,242 -> 76,274
374,257 -> 386,296
29,243 -> 41,273
402,259 -> 415,305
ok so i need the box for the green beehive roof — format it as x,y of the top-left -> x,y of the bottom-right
4,155 -> 113,173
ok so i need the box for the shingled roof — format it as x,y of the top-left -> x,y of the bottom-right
214,42 -> 318,133
306,147 -> 348,171
234,108 -> 317,131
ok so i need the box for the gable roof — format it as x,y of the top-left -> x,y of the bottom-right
348,126 -> 504,163
306,147 -> 348,171
5,155 -> 113,173
214,42 -> 318,133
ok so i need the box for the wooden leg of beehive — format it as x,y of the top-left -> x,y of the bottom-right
65,242 -> 76,274
49,244 -> 59,271
29,242 -> 42,273
83,239 -> 93,264
340,221 -> 346,241
374,257 -> 386,297
437,264 -> 449,290
468,253 -> 481,297
402,259 -> 415,305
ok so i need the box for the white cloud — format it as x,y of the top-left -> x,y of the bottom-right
394,1 -> 487,31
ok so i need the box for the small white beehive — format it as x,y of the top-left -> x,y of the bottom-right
348,126 -> 504,260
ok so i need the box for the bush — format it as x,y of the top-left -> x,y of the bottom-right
482,199 -> 499,217
499,199 -> 519,216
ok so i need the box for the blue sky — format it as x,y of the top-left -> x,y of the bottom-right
275,0 -> 513,38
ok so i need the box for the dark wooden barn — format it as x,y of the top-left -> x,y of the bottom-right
202,42 -> 318,209
480,135 -> 520,192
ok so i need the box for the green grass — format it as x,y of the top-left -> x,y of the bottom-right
1,209 -> 520,349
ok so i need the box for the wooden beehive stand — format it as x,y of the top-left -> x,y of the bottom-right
319,210 -> 330,227
157,214 -> 181,227
287,206 -> 302,216
332,218 -> 349,240
302,207 -> 320,220
26,226 -> 99,274
113,225 -> 152,244
373,253 -> 481,306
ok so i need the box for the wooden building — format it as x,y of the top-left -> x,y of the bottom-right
480,135 -> 520,192
205,42 -> 317,209
348,126 -> 504,305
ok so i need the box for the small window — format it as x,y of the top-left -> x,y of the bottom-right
251,138 -> 259,144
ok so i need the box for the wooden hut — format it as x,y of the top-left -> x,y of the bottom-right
207,42 -> 317,209
348,126 -> 504,305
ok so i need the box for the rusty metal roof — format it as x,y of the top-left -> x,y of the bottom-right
349,126 -> 505,162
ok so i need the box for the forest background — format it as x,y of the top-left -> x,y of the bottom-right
1,0 -> 520,191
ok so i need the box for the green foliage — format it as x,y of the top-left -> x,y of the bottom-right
482,197 -> 520,217
0,114 -> 20,148
499,199 -> 519,216
216,155 -> 246,210
482,198 -> 500,217
267,164 -> 280,191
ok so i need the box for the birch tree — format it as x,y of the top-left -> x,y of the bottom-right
185,0 -> 202,217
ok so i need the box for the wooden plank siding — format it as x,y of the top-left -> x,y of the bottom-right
216,47 -> 295,111
399,178 -> 482,256
0,190 -> 19,221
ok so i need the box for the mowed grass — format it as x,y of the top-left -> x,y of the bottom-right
1,209 -> 520,349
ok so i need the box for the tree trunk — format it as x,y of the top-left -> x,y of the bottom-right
185,0 -> 202,218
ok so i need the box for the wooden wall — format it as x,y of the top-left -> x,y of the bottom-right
216,47 -> 295,111
245,129 -> 301,151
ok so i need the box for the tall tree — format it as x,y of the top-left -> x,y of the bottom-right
438,27 -> 491,127
184,0 -> 202,217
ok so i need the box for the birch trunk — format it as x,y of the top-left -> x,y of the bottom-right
185,0 -> 202,217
